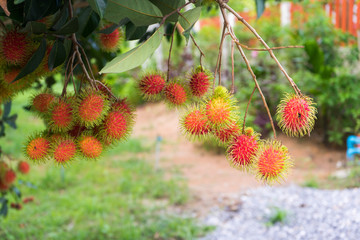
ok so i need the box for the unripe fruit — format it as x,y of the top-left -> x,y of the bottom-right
139,73 -> 165,99
78,135 -> 103,159
25,135 -> 50,162
227,133 -> 259,170
164,82 -> 187,106
276,93 -> 316,137
17,161 -> 30,174
254,140 -> 292,183
99,25 -> 121,52
52,138 -> 77,164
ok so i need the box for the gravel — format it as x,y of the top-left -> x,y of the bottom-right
200,185 -> 360,240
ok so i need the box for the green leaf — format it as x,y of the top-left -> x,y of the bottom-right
88,0 -> 107,18
4,114 -> 17,129
56,17 -> 79,35
14,0 -> 25,4
125,21 -> 148,40
255,0 -> 266,19
0,198 -> 8,217
179,7 -> 201,31
48,39 -> 66,71
78,7 -> 100,38
3,101 -> 11,119
149,0 -> 185,22
100,26 -> 164,73
304,40 -> 324,74
21,21 -> 47,34
104,0 -> 163,26
13,38 -> 47,82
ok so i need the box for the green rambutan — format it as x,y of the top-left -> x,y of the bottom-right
51,137 -> 77,165
138,72 -> 166,100
276,93 -> 317,137
164,81 -> 187,107
0,29 -> 32,65
78,134 -> 103,159
47,98 -> 75,132
181,106 -> 210,140
189,67 -> 213,97
75,90 -> 109,127
254,140 -> 292,183
17,161 -> 30,174
24,134 -> 50,162
226,132 -> 260,170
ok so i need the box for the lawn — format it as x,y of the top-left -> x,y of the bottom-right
0,92 -> 212,240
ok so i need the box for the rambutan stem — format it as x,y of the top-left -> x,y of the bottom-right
218,0 -> 302,95
235,42 -> 304,51
214,23 -> 227,89
190,33 -> 205,69
242,86 -> 256,134
230,40 -> 235,94
167,23 -> 177,82
219,6 -> 277,139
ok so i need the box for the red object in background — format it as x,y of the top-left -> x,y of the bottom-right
10,203 -> 22,210
17,161 -> 30,174
23,196 -> 35,204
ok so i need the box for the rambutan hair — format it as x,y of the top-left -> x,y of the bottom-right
30,91 -> 57,115
77,134 -> 103,159
0,29 -> 33,65
24,134 -> 51,162
180,105 -> 210,141
47,97 -> 75,132
164,80 -> 188,107
99,25 -> 123,52
276,93 -> 317,137
101,110 -> 133,143
205,96 -> 238,130
188,66 -> 213,98
51,136 -> 77,165
254,140 -> 292,184
212,120 -> 241,144
138,71 -> 166,100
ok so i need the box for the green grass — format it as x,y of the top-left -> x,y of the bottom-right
0,92 -> 212,240
302,176 -> 319,189
265,206 -> 288,227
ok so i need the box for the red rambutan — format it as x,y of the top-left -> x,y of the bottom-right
112,98 -> 134,116
10,203 -> 22,210
78,135 -> 103,159
102,110 -> 131,141
164,81 -> 187,106
25,135 -> 50,162
254,140 -> 292,183
48,98 -> 74,132
99,26 -> 121,52
31,92 -> 56,114
205,97 -> 233,128
3,169 -> 16,185
0,29 -> 32,65
181,107 -> 210,140
189,69 -> 212,97
276,93 -> 316,137
76,90 -> 109,127
139,73 -> 166,99
52,137 -> 77,164
213,120 -> 241,144
227,133 -> 259,170
17,161 -> 30,174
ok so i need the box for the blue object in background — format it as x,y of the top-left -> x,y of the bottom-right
346,135 -> 360,160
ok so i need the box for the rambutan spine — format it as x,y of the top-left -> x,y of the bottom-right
24,134 -> 51,162
180,105 -> 210,141
164,80 -> 188,107
138,72 -> 166,100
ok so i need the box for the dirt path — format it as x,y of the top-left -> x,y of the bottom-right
133,103 -> 345,215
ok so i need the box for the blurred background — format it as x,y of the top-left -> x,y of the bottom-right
1,0 -> 360,239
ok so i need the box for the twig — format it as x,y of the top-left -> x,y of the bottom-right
167,23 -> 177,81
214,24 -> 227,87
94,80 -> 118,100
160,1 -> 194,26
219,6 -> 277,139
242,86 -> 256,133
230,40 -> 235,94
190,33 -> 205,68
236,41 -> 304,51
219,1 -> 301,95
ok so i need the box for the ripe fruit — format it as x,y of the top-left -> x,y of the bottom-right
3,169 -> 16,185
254,140 -> 292,183
189,68 -> 212,97
112,98 -> 134,116
75,90 -> 109,127
78,135 -> 103,159
276,93 -> 316,137
205,97 -> 232,128
68,124 -> 87,138
227,132 -> 259,170
52,137 -> 77,164
99,26 -> 121,52
164,81 -> 187,106
213,120 -> 240,144
31,92 -> 56,114
18,161 -> 30,174
25,135 -> 50,161
48,98 -> 74,132
181,107 -> 210,140
0,181 -> 9,191
0,29 -> 32,64
138,73 -> 165,99
102,111 -> 131,141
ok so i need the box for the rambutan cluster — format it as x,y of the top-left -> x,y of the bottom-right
137,67 -> 213,108
0,28 -> 58,103
25,88 -> 135,165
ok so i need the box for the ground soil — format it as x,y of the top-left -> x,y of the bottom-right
132,103 -> 346,216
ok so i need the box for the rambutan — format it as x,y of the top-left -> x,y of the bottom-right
68,124 -> 87,138
25,135 -> 50,162
75,90 -> 109,127
2,169 -> 16,185
189,68 -> 212,97
227,133 -> 260,170
102,110 -> 132,141
164,81 -> 187,107
99,26 -> 122,52
276,93 -> 317,137
51,137 -> 77,164
138,73 -> 166,100
213,120 -> 241,144
31,92 -> 56,114
17,161 -> 30,174
205,97 -> 235,129
254,140 -> 292,183
0,29 -> 32,65
48,98 -> 74,132
78,135 -> 103,159
181,107 -> 210,140
10,203 -> 22,210
2,68 -> 33,92
112,98 -> 134,116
